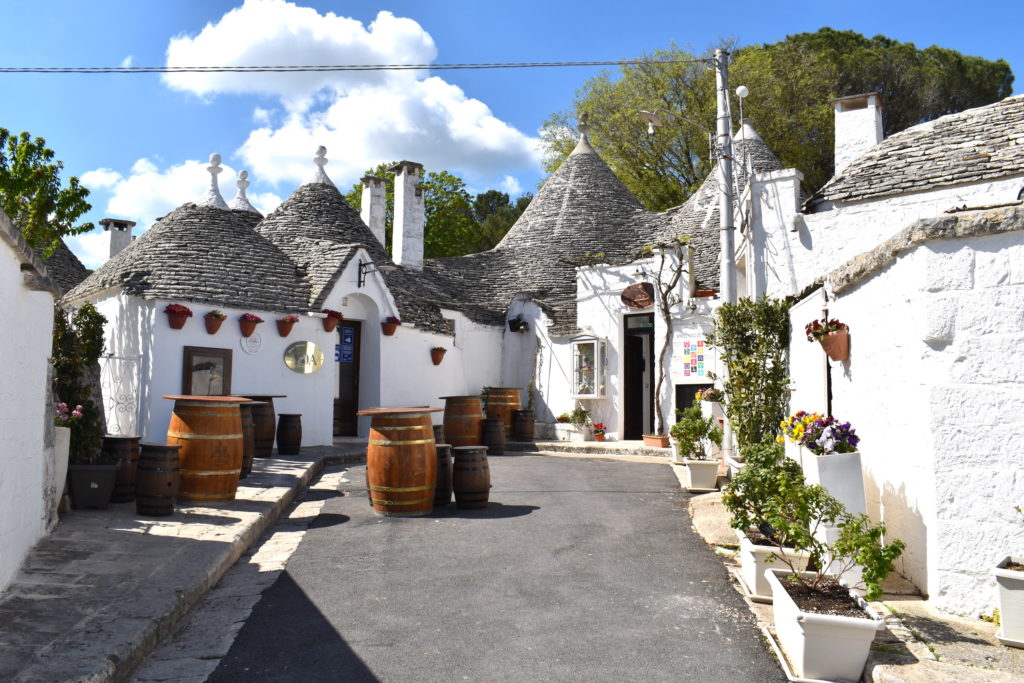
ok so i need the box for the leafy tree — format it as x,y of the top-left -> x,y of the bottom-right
0,129 -> 93,257
541,29 -> 1013,208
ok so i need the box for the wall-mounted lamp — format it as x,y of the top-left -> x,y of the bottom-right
357,260 -> 397,288
507,315 -> 529,333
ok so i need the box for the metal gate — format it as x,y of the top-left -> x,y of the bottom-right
99,355 -> 140,436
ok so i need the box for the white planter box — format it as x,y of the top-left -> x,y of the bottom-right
553,424 -> 586,442
801,450 -> 867,516
736,529 -> 809,603
683,460 -> 719,492
766,569 -> 883,681
995,556 -> 1024,648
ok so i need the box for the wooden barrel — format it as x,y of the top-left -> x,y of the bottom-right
364,410 -> 437,516
167,397 -> 245,503
105,435 -> 141,503
434,443 -> 453,507
241,396 -> 278,457
136,443 -> 180,516
452,446 -> 490,509
512,409 -> 535,442
486,388 -> 521,438
483,418 -> 506,456
441,395 -> 484,447
277,414 -> 302,454
239,402 -> 260,478
432,423 -> 445,445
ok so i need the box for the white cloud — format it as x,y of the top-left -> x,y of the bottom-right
499,175 -> 523,196
65,231 -> 116,270
120,55 -> 134,68
253,107 -> 272,125
80,168 -> 123,190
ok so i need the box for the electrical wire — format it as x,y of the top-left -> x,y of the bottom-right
0,58 -> 708,74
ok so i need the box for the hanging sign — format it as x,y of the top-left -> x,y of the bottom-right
621,282 -> 654,309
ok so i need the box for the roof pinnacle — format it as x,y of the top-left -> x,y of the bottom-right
228,170 -> 261,214
197,153 -> 230,210
571,112 -> 595,155
310,146 -> 335,187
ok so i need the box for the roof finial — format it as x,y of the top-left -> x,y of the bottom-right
571,113 -> 595,156
228,170 -> 261,214
197,153 -> 230,210
309,145 -> 335,187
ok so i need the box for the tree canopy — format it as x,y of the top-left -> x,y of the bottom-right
0,128 -> 93,257
345,165 -> 531,258
540,28 -> 1014,210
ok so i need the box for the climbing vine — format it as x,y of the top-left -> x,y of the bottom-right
52,303 -> 107,463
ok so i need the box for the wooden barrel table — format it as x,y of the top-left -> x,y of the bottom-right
136,443 -> 180,516
358,406 -> 443,517
485,387 -> 522,438
164,395 -> 250,503
440,395 -> 484,447
104,434 -> 141,503
239,394 -> 286,457
452,446 -> 491,509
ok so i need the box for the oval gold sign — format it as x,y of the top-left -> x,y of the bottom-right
283,341 -> 324,374
621,282 -> 655,309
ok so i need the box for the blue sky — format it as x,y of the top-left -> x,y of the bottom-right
2,0 -> 1020,267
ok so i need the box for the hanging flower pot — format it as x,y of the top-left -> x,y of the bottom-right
382,316 -> 401,336
277,314 -> 299,338
430,347 -> 446,365
239,313 -> 263,338
164,303 -> 192,330
204,310 -> 226,334
819,329 -> 850,361
322,309 -> 343,332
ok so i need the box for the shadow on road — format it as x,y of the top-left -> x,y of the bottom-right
428,502 -> 539,519
308,513 -> 351,529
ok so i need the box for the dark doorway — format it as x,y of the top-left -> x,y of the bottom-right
675,383 -> 713,417
623,314 -> 654,439
334,320 -> 361,436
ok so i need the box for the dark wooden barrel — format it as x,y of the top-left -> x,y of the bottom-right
452,446 -> 490,509
434,443 -> 453,506
486,388 -> 521,438
432,423 -> 445,444
241,396 -> 277,457
364,409 -> 437,516
483,418 -> 506,455
136,443 -> 180,516
104,435 -> 141,503
277,414 -> 302,454
441,395 -> 484,447
167,397 -> 245,503
239,402 -> 259,478
512,409 -> 535,442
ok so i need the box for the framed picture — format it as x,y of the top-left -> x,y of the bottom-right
182,346 -> 232,396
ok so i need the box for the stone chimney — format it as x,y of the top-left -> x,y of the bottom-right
98,218 -> 136,258
831,93 -> 883,176
389,161 -> 425,270
360,175 -> 387,247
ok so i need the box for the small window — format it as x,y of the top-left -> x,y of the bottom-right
571,337 -> 606,398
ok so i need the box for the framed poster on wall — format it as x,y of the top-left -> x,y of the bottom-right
182,346 -> 232,396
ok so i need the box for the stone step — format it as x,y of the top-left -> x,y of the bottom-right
505,439 -> 672,458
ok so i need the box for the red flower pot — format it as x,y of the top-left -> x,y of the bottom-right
594,433 -> 606,442
642,434 -> 670,448
239,320 -> 258,338
277,320 -> 295,338
430,348 -> 446,365
819,329 -> 850,362
381,321 -> 398,336
167,312 -> 189,330
204,317 -> 224,334
322,317 -> 339,333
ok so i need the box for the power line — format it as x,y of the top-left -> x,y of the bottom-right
0,58 -> 706,74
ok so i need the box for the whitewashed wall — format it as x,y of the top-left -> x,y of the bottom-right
826,230 -> 1024,616
0,224 -> 56,592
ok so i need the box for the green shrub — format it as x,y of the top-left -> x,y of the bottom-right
52,303 -> 107,463
669,404 -> 722,460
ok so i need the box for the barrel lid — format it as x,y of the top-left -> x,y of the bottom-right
486,387 -> 522,391
237,394 -> 287,398
102,434 -> 141,440
438,395 -> 483,400
139,442 -> 182,449
358,406 -> 443,415
163,395 -> 253,402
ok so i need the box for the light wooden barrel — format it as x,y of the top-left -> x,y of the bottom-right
485,388 -> 521,438
452,446 -> 491,509
441,395 -> 484,447
365,410 -> 437,517
105,435 -> 141,503
167,398 -> 245,503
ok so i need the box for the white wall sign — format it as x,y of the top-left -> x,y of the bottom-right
240,333 -> 262,355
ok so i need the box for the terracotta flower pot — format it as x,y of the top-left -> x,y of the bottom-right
239,320 -> 258,338
594,433 -> 606,442
430,348 -> 446,365
204,317 -> 224,334
167,312 -> 189,330
381,321 -> 398,336
819,329 -> 849,361
277,320 -> 295,338
643,434 -> 670,448
322,317 -> 339,333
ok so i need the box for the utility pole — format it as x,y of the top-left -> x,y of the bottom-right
714,47 -> 737,464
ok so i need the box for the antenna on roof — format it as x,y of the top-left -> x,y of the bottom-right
197,153 -> 229,210
310,146 -> 335,187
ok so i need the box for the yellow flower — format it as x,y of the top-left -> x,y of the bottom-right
776,435 -> 785,443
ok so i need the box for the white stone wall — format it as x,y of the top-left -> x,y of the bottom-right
0,225 -> 56,592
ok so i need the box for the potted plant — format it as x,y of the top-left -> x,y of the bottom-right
239,312 -> 264,338
643,433 -> 670,448
805,317 -> 850,361
430,346 -> 446,365
322,308 -> 343,332
204,309 -> 227,334
52,402 -> 78,511
669,404 -> 723,490
782,411 -> 866,516
592,422 -> 607,442
164,303 -> 192,329
277,314 -> 299,337
382,315 -> 401,336
994,506 -> 1024,648
554,408 -> 590,442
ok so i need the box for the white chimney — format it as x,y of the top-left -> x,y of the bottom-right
831,93 -> 883,176
360,175 -> 387,247
99,217 -> 136,258
389,161 -> 425,270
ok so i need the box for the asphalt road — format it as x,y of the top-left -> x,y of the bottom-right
208,454 -> 785,682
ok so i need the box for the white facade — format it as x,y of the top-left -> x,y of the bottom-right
0,212 -> 57,592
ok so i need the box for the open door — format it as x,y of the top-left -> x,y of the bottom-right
334,320 -> 361,436
623,314 -> 654,439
